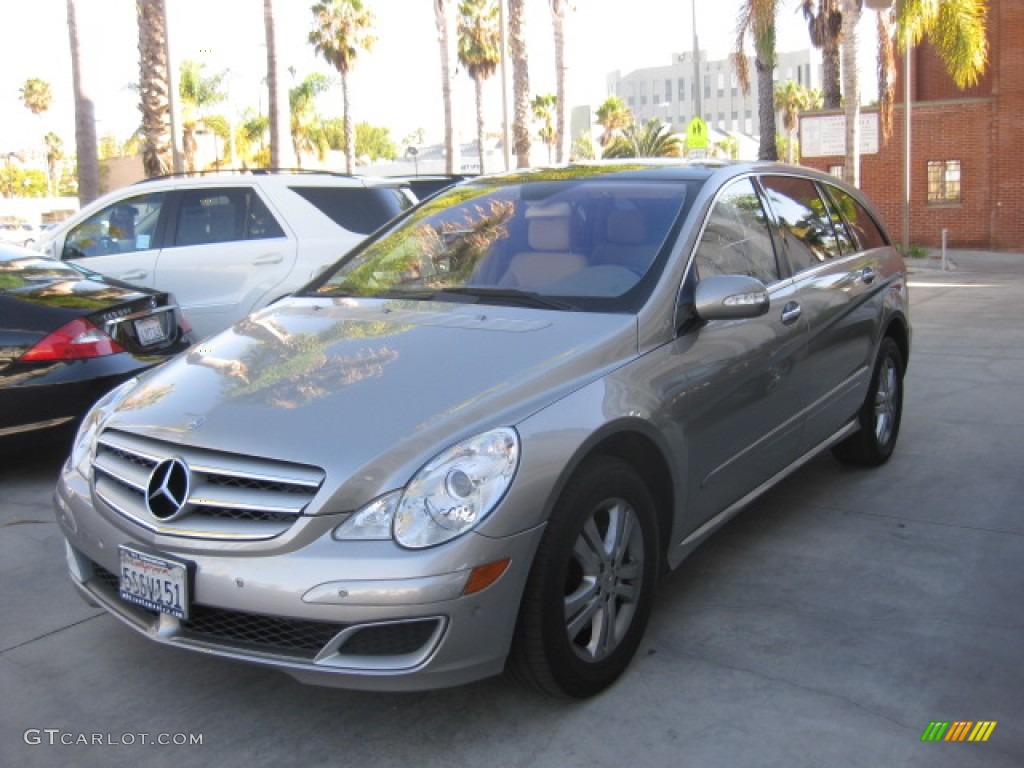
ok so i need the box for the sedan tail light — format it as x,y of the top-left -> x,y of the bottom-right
20,317 -> 126,361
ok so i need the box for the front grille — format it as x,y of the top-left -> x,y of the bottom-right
184,604 -> 346,657
92,429 -> 325,540
90,562 -> 345,660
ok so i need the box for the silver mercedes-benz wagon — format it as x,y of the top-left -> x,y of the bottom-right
56,161 -> 910,697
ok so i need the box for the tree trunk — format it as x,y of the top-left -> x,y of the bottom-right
508,0 -> 531,168
342,73 -> 354,174
137,0 -> 172,177
474,76 -> 486,174
756,55 -> 778,161
822,36 -> 842,109
435,0 -> 456,174
66,0 -> 99,203
842,0 -> 861,185
265,0 -> 295,168
551,0 -> 568,163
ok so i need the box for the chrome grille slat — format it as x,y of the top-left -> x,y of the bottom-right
92,429 -> 325,540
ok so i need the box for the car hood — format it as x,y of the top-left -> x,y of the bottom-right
108,297 -> 638,510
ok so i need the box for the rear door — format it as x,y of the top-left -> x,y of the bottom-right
757,174 -> 884,452
153,186 -> 296,339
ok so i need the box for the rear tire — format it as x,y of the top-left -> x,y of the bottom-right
833,337 -> 904,467
508,457 -> 658,698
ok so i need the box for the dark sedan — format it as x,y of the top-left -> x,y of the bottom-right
0,246 -> 193,446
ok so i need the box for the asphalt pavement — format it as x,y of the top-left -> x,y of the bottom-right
1,250 -> 1022,767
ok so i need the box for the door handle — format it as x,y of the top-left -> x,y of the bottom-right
254,254 -> 284,265
861,267 -> 877,284
119,270 -> 148,281
781,301 -> 802,325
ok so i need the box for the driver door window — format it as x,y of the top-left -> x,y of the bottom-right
63,193 -> 166,260
695,178 -> 779,284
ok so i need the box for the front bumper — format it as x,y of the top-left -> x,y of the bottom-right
55,467 -> 545,692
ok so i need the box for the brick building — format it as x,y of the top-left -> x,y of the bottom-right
801,0 -> 1022,251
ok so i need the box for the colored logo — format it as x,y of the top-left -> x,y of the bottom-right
921,721 -> 997,742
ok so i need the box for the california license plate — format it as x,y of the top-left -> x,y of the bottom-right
118,546 -> 190,619
135,315 -> 167,346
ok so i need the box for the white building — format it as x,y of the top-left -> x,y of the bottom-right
606,49 -> 821,137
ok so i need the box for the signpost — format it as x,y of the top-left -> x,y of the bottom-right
685,117 -> 709,159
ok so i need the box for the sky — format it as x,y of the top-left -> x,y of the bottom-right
0,0 -> 876,155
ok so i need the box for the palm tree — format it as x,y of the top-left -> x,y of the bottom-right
178,60 -> 228,173
290,73 -> 331,168
434,0 -> 457,174
507,0 -> 531,168
800,0 -> 842,109
603,119 -> 683,159
265,0 -> 295,168
595,95 -> 632,148
309,0 -> 377,174
458,0 -> 501,174
734,0 -> 780,161
19,78 -> 52,118
875,0 -> 990,144
774,80 -> 811,164
136,0 -> 173,177
235,110 -> 270,169
66,0 -> 99,204
549,0 -> 571,162
44,132 -> 64,197
531,93 -> 557,163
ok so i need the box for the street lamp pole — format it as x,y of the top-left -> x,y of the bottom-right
691,0 -> 701,122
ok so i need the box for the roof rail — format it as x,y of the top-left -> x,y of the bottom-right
133,168 -> 358,184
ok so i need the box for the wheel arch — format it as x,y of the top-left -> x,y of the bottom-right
564,426 -> 677,578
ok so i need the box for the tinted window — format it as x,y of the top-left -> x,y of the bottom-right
825,185 -> 888,250
695,177 -> 779,284
290,186 -> 411,235
816,183 -> 857,256
63,192 -> 165,259
759,175 -> 843,273
172,188 -> 284,247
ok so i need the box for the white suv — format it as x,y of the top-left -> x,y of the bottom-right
36,172 -> 415,339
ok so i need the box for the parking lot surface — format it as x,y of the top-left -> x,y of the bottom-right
2,251 -> 1022,767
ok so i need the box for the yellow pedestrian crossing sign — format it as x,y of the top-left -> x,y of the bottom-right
686,117 -> 709,150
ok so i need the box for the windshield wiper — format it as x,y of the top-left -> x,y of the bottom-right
429,286 -> 577,310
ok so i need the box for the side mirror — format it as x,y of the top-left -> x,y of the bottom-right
695,274 -> 770,321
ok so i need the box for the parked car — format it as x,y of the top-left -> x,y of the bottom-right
56,161 -> 910,697
0,220 -> 41,248
387,173 -> 474,201
34,171 -> 416,339
1,245 -> 193,447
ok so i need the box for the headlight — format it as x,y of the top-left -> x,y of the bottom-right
69,378 -> 138,479
333,428 -> 520,549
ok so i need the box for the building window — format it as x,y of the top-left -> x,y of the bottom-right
927,160 -> 961,203
828,165 -> 844,179
665,79 -> 672,100
678,78 -> 686,100
704,75 -> 710,99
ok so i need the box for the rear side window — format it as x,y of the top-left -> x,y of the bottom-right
759,175 -> 844,273
825,185 -> 889,251
172,188 -> 284,247
290,186 -> 410,235
695,177 -> 779,284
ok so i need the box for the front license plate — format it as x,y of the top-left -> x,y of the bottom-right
118,546 -> 190,619
135,315 -> 167,346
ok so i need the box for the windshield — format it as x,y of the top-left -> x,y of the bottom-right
307,174 -> 694,312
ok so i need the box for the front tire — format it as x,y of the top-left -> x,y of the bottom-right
833,337 -> 904,466
508,457 -> 658,698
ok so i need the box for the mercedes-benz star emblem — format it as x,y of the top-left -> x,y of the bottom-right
146,458 -> 190,520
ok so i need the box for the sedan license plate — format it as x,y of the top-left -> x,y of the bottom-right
134,315 -> 167,346
118,546 -> 190,619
